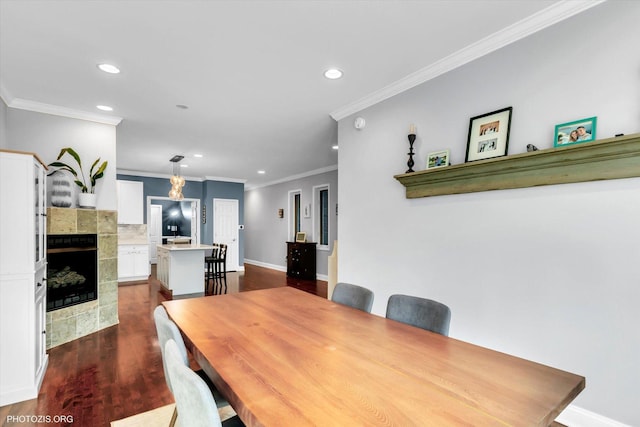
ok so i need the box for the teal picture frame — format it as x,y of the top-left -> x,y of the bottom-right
554,116 -> 597,147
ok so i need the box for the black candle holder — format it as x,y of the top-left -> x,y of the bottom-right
406,134 -> 416,173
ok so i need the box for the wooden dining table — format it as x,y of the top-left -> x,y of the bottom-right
162,287 -> 584,426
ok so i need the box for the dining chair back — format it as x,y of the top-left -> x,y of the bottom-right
385,294 -> 451,336
165,339 -> 224,427
154,305 -> 188,393
331,282 -> 374,313
154,305 -> 188,427
154,306 -> 232,424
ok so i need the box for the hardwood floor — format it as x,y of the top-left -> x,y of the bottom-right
0,264 -> 326,427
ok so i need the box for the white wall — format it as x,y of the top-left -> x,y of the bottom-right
6,108 -> 117,210
0,98 -> 7,149
244,168 -> 338,276
337,2 -> 639,425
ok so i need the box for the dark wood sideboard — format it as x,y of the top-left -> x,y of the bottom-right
286,242 -> 316,280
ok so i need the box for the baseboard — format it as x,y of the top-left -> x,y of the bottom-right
201,266 -> 245,272
556,405 -> 631,427
0,384 -> 38,407
118,278 -> 148,286
243,259 -> 328,281
243,259 -> 287,272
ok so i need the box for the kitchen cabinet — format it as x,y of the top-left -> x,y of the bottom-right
157,244 -> 213,296
117,180 -> 143,224
117,245 -> 149,282
0,150 -> 48,406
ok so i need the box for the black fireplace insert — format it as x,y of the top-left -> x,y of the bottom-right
47,234 -> 98,311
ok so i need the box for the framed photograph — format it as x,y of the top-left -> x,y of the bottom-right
426,150 -> 450,169
554,117 -> 597,147
465,107 -> 512,162
295,232 -> 306,243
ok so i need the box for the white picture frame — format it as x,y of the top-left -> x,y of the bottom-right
426,150 -> 450,169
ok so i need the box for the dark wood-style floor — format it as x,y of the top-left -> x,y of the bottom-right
0,264 -> 326,427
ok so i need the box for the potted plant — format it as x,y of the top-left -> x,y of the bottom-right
48,147 -> 108,209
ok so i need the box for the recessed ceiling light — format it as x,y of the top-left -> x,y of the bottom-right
97,63 -> 120,74
96,105 -> 113,111
193,154 -> 203,158
180,164 -> 188,168
332,145 -> 339,150
257,170 -> 266,174
324,68 -> 343,79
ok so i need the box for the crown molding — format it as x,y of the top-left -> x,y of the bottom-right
330,0 -> 606,121
3,96 -> 123,126
245,164 -> 338,191
117,169 -> 246,184
118,165 -> 337,188
0,83 -> 14,107
203,175 -> 247,184
117,169 -> 204,182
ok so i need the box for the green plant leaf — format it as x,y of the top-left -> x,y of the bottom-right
47,162 -> 78,178
49,147 -> 106,193
74,180 -> 87,192
57,147 -> 82,169
89,158 -> 100,175
93,161 -> 107,177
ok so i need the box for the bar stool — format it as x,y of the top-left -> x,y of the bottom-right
204,244 -> 219,294
205,244 -> 227,295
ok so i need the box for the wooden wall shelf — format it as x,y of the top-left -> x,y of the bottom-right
394,133 -> 640,199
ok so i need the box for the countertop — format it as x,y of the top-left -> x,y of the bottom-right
119,239 -> 148,245
165,237 -> 191,243
158,244 -> 214,251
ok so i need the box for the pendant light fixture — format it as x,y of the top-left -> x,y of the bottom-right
168,155 -> 185,200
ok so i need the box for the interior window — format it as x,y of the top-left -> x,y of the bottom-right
313,184 -> 330,249
289,189 -> 302,241
294,193 -> 301,235
319,188 -> 328,245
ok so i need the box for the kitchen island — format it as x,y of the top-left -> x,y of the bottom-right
157,244 -> 213,297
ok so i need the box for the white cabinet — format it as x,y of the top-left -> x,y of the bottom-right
34,267 -> 47,382
157,247 -> 169,287
117,245 -> 149,282
0,150 -> 48,406
116,180 -> 143,224
156,245 -> 211,296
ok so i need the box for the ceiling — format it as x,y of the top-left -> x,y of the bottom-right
0,0 -> 595,188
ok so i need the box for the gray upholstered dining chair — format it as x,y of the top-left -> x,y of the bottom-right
153,306 -> 235,426
165,339 -> 245,427
331,282 -> 374,313
385,294 -> 451,336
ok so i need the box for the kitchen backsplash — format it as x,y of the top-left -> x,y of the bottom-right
118,224 -> 147,245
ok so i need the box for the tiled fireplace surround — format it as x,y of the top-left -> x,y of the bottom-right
46,208 -> 119,349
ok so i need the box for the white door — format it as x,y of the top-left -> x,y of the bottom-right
213,198 -> 239,271
149,204 -> 162,263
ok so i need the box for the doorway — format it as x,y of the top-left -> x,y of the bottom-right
147,196 -> 200,263
213,198 -> 239,271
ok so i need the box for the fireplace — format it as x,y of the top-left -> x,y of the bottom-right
47,234 -> 98,311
